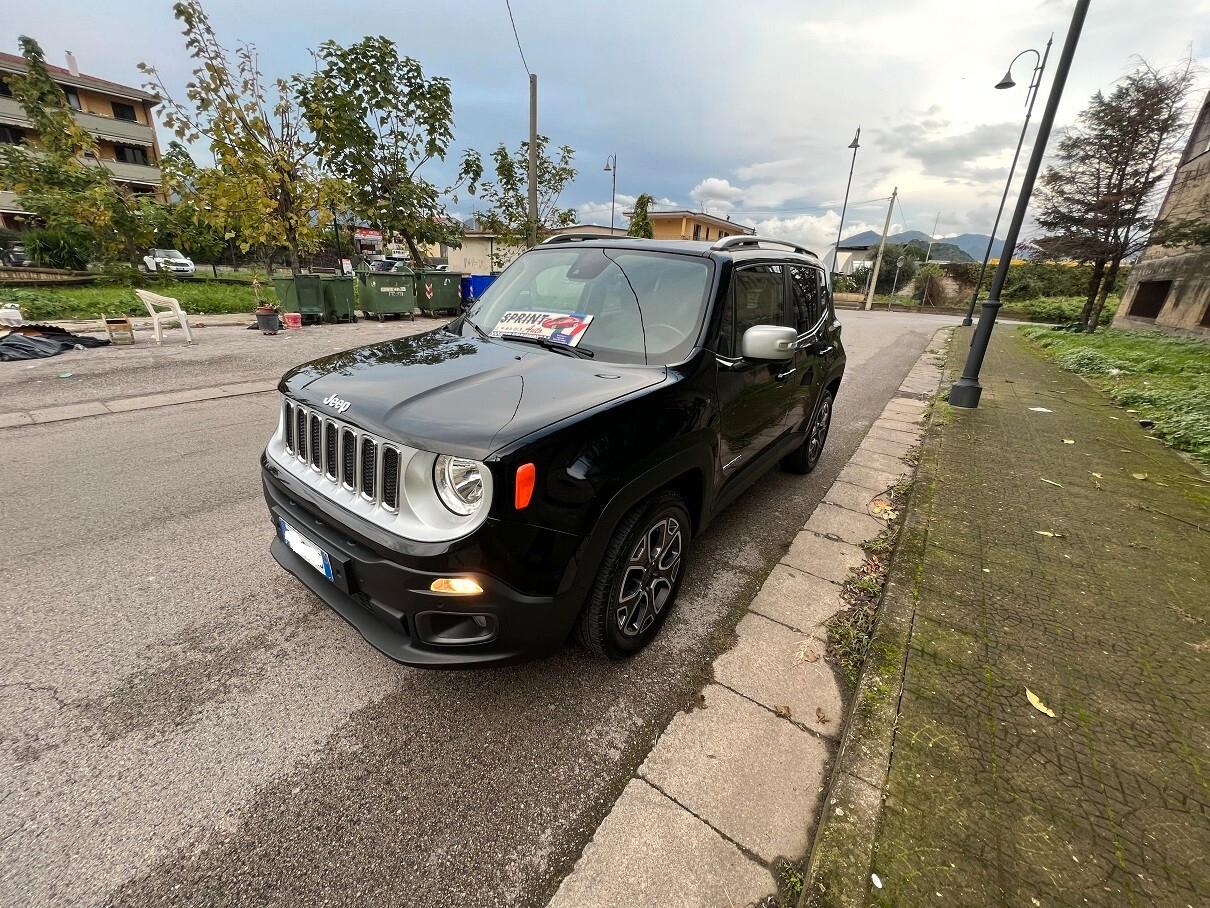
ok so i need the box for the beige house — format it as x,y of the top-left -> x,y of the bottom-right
1114,90 -> 1210,336
628,209 -> 754,243
0,51 -> 163,229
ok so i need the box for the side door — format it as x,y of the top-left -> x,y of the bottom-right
715,263 -> 796,477
787,263 -> 831,433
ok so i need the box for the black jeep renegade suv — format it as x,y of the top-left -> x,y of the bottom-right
262,235 -> 846,666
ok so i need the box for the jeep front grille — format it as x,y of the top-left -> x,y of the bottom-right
280,399 -> 401,512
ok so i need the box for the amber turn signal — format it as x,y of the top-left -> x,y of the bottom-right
515,462 -> 536,509
430,577 -> 483,595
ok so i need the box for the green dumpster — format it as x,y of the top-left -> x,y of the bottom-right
271,275 -> 297,311
320,275 -> 356,323
416,269 -> 462,315
358,268 -> 417,321
272,274 -> 325,323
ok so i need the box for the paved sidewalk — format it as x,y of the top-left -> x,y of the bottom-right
548,334 -> 949,907
812,327 -> 1209,906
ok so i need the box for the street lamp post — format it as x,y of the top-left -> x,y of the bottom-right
603,154 -> 618,232
832,128 -> 860,276
950,0 -> 1089,409
962,36 -> 1054,327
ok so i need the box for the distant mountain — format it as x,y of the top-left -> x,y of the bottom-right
840,229 -> 998,264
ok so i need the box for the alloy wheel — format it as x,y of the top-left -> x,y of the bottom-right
616,516 -> 683,638
807,395 -> 832,468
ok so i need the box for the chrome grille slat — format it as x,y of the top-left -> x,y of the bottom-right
324,421 -> 339,480
382,447 -> 400,511
283,401 -> 294,453
308,414 -> 322,471
360,437 -> 378,500
295,407 -> 308,463
341,429 -> 356,490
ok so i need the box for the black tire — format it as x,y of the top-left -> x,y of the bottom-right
782,389 -> 834,474
576,491 -> 691,659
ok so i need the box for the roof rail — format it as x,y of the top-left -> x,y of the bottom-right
540,232 -> 628,245
711,235 -> 818,259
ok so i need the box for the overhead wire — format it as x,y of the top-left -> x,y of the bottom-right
505,0 -> 531,75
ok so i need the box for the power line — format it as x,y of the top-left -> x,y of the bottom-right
505,0 -> 531,75
727,196 -> 893,216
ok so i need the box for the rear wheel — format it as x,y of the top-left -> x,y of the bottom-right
576,491 -> 691,659
782,389 -> 833,474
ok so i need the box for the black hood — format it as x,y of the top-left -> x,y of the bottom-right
280,325 -> 667,459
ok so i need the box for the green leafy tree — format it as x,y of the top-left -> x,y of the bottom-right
477,136 -> 576,264
297,36 -> 481,266
628,193 -> 655,238
0,36 -> 158,266
1032,59 -> 1195,331
141,0 -> 332,273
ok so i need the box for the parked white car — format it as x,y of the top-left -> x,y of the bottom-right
143,248 -> 196,276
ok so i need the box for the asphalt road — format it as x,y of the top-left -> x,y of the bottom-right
0,310 -> 955,908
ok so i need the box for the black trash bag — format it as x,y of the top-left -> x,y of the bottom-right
0,331 -> 110,361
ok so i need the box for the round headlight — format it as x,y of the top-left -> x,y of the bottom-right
433,455 -> 485,516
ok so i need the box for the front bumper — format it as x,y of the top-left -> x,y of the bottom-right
262,464 -> 585,667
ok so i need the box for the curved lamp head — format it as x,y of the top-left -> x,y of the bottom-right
995,71 -> 1016,90
848,127 -> 861,149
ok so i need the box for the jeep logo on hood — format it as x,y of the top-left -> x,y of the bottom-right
323,394 -> 351,414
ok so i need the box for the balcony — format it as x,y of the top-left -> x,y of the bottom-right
100,159 -> 162,185
0,96 -> 155,146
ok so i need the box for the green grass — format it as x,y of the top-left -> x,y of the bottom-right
1022,326 -> 1210,463
888,294 -> 1118,325
0,277 -> 271,320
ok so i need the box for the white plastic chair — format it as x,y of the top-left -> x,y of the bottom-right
134,289 -> 194,345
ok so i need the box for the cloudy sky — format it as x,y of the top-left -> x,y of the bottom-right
8,0 -> 1210,253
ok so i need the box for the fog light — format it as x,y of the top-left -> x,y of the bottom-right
430,577 -> 483,595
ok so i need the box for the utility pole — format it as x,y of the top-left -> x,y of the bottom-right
923,211 -> 940,262
950,0 -> 1089,408
527,73 -> 538,247
864,187 -> 897,311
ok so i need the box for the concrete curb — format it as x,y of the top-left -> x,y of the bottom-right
0,380 -> 278,429
547,330 -> 952,908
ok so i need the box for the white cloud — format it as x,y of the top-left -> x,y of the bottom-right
690,178 -> 744,210
577,193 -> 678,226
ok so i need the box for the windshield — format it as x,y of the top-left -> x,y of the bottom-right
154,249 -> 185,259
468,248 -> 712,364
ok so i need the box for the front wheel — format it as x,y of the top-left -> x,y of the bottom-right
782,389 -> 833,474
576,491 -> 691,659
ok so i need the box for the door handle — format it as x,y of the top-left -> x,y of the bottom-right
776,367 -> 796,380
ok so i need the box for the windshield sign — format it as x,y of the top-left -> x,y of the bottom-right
490,310 -> 594,347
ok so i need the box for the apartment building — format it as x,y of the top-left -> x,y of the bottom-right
0,51 -> 162,229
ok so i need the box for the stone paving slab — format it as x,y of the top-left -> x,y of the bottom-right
822,481 -> 894,518
836,463 -> 904,494
857,435 -> 914,459
782,533 -> 865,584
748,563 -> 845,632
713,613 -> 843,740
803,502 -> 886,546
847,448 -> 912,476
639,684 -> 831,862
546,778 -> 772,908
866,425 -> 922,446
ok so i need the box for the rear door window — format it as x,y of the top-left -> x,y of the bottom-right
789,265 -> 823,333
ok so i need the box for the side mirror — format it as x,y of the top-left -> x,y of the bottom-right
741,324 -> 798,361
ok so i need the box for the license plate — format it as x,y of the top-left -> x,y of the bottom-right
279,518 -> 334,582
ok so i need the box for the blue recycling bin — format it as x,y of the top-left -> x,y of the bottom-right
465,274 -> 498,303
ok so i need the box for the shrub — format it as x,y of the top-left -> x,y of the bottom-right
23,228 -> 94,270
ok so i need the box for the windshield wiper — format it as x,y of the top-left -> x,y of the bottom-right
499,333 -> 595,359
461,314 -> 489,340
